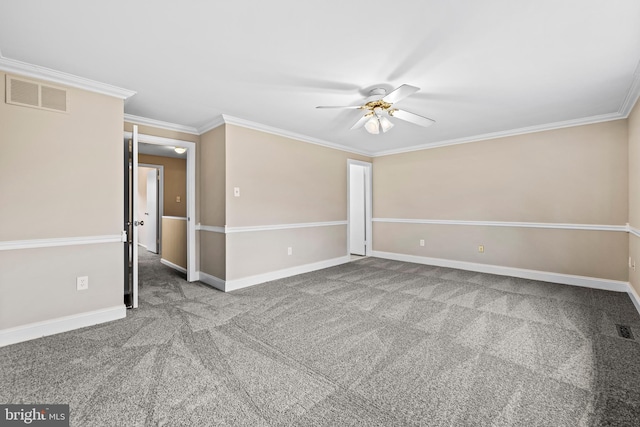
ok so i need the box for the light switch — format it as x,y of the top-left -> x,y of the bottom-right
234,187 -> 240,197
176,196 -> 181,203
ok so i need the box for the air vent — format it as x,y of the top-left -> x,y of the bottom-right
6,75 -> 68,113
616,324 -> 634,340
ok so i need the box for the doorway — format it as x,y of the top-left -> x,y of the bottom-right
348,160 -> 372,258
137,164 -> 164,254
124,127 -> 197,309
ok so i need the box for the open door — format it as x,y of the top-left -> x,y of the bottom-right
144,168 -> 159,253
124,125 -> 140,308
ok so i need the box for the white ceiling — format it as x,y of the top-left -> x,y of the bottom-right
139,142 -> 186,160
1,1 -> 639,155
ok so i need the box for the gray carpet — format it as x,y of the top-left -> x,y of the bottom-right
2,252 -> 640,426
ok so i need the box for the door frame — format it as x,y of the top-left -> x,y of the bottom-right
347,159 -> 373,257
139,163 -> 164,254
124,131 -> 197,282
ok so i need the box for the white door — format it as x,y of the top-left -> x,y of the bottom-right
349,164 -> 366,255
131,125 -> 139,308
144,168 -> 158,253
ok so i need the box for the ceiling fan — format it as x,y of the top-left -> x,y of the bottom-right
316,84 -> 435,134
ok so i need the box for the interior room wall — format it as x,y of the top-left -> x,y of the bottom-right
161,217 -> 187,269
0,72 -> 124,332
138,154 -> 187,218
198,125 -> 226,280
628,101 -> 640,295
223,124 -> 371,281
373,120 -> 629,281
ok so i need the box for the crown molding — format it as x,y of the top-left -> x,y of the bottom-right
197,115 -> 226,134
0,54 -> 135,100
619,58 -> 640,117
124,114 -> 199,135
372,112 -> 624,157
220,114 -> 374,157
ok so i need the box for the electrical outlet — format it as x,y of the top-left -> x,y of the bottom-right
76,276 -> 89,291
176,196 -> 181,203
234,187 -> 240,197
478,245 -> 484,253
419,239 -> 425,247
287,247 -> 292,255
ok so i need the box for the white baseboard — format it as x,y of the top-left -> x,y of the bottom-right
371,251 -> 630,292
197,255 -> 350,293
0,305 -> 126,347
225,256 -> 350,292
627,284 -> 640,316
160,258 -> 187,274
198,271 -> 226,292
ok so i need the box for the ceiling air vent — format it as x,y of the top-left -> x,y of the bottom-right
6,75 -> 68,113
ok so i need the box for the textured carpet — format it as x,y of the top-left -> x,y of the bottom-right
2,252 -> 640,426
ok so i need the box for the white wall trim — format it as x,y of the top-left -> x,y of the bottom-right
226,220 -> 347,233
627,284 -> 640,317
220,114 -> 373,157
124,114 -> 199,135
160,258 -> 187,274
619,58 -> 640,117
196,221 -> 347,234
163,216 -> 187,221
225,255 -> 350,292
372,112 -> 624,157
196,115 -> 226,134
0,234 -> 123,251
198,271 -> 226,292
124,131 -> 193,148
373,218 -> 627,232
0,54 -> 135,100
196,224 -> 226,233
628,225 -> 640,239
371,250 -> 629,292
0,305 -> 126,347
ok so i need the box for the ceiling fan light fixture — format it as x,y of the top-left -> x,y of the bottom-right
174,147 -> 187,154
379,115 -> 394,133
364,116 -> 380,134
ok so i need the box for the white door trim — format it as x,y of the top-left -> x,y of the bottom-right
347,159 -> 373,257
125,132 -> 197,282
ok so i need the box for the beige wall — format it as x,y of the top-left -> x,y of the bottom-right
200,232 -> 226,280
628,101 -> 640,294
198,125 -> 226,279
375,222 -> 628,281
139,154 -> 187,217
199,125 -> 226,227
373,120 -> 629,281
222,124 -> 371,280
226,226 -> 347,280
0,72 -> 124,329
162,217 -> 187,269
225,125 -> 371,226
374,121 -> 628,224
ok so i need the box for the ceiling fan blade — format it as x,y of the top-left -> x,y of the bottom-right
389,109 -> 435,127
382,84 -> 420,104
316,105 -> 362,109
350,114 -> 370,130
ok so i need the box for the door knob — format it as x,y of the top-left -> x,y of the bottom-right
134,220 -> 144,226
